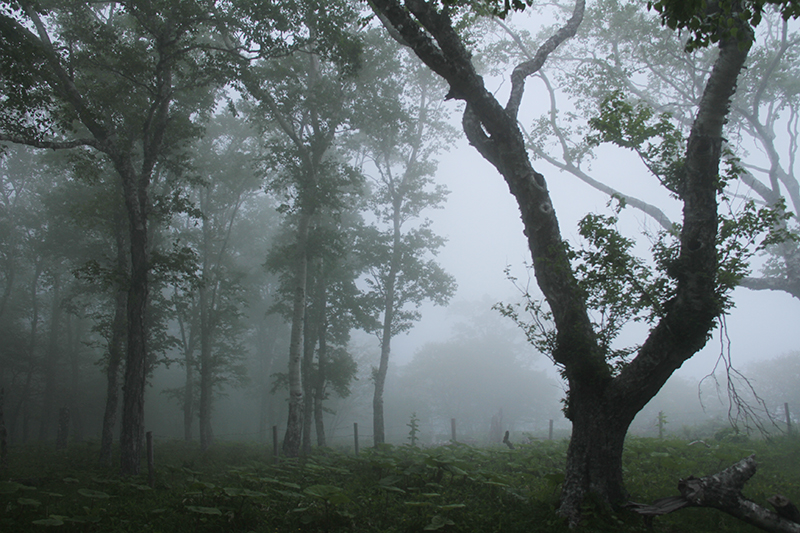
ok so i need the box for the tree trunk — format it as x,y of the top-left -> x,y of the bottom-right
100,221 -> 127,465
373,201 -> 401,446
11,259 -> 42,445
257,325 -> 277,443
198,284 -> 213,451
67,315 -> 84,443
301,292 -> 316,456
283,209 -> 311,457
100,285 -> 125,465
369,0 -> 750,525
183,347 -> 195,442
560,394 -> 634,516
118,160 -> 150,476
174,290 -> 197,443
314,296 -> 329,448
0,388 -> 7,471
39,272 -> 62,442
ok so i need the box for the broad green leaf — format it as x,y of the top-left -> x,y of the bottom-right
77,489 -> 110,499
185,506 -> 222,515
404,501 -> 433,507
424,514 -> 455,530
303,485 -> 351,505
32,518 -> 64,526
438,503 -> 467,510
0,481 -> 23,494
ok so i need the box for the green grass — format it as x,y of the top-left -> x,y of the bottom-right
1,435 -> 797,532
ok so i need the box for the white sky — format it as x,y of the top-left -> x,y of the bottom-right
377,5 -> 800,396
390,118 -> 800,383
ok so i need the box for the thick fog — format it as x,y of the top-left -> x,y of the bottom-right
1,1 -> 798,458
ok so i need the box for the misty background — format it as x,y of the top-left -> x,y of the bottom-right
1,1 -> 798,454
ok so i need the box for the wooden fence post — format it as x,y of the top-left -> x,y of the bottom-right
56,407 -> 70,450
353,423 -> 359,456
272,425 -> 279,463
451,418 -> 456,443
548,419 -> 554,440
0,388 -> 7,472
146,431 -> 155,488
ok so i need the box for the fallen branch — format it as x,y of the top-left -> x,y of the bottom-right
629,455 -> 800,533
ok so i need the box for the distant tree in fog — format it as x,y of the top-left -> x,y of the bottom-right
0,0 -> 229,475
397,306 -> 560,441
236,0 -> 363,456
352,29 -> 457,446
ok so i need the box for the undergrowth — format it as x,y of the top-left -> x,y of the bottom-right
1,435 -> 797,532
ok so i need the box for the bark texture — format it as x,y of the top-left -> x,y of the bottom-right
370,0 -> 752,524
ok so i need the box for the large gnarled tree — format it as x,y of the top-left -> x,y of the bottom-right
368,0 -> 772,523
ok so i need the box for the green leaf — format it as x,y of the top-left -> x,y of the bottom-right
77,489 -> 110,499
425,514 -> 456,530
32,518 -> 64,526
18,498 -> 42,507
544,472 -> 565,487
0,481 -> 23,494
438,503 -> 467,510
303,485 -> 351,505
185,506 -> 222,515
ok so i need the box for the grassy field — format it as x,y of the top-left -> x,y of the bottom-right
1,435 -> 798,532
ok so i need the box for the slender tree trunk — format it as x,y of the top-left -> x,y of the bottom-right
183,346 -> 195,442
100,284 -> 126,465
301,311 -> 316,456
13,259 -> 42,445
314,303 -> 328,448
100,217 -> 127,465
257,329 -> 276,444
39,272 -> 62,442
8,369 -> 32,445
302,256 -> 324,455
373,203 -> 401,446
67,316 -> 84,442
198,282 -> 213,451
283,209 -> 311,457
174,293 -> 197,442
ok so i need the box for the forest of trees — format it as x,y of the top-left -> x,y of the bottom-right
1,0 -> 799,528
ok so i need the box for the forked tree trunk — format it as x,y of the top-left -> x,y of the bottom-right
369,0 -> 750,525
